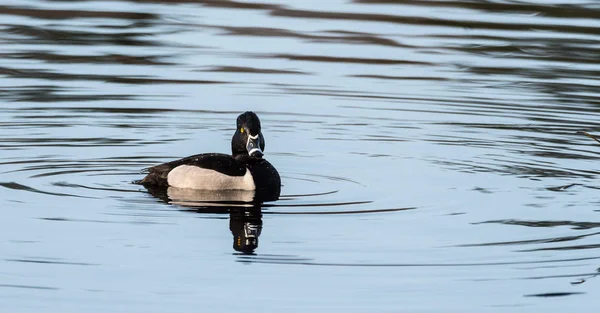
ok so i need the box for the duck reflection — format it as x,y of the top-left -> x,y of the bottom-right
229,207 -> 262,254
143,185 -> 275,254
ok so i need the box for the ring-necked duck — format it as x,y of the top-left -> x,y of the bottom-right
140,111 -> 281,199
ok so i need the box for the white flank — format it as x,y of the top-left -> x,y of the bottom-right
167,165 -> 255,190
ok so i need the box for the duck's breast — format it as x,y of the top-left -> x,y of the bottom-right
246,159 -> 281,197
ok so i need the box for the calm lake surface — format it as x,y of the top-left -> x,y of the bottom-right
1,0 -> 600,311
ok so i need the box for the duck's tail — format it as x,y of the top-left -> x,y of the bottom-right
137,164 -> 171,187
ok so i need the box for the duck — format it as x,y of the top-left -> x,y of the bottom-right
140,111 -> 281,199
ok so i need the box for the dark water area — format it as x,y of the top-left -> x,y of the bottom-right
1,0 -> 600,311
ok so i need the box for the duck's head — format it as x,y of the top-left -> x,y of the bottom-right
232,111 -> 266,158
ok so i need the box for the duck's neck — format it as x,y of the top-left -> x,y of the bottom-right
232,152 -> 247,160
231,131 -> 246,156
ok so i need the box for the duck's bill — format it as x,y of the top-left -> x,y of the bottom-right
246,135 -> 263,158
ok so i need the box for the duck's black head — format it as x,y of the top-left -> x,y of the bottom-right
232,111 -> 266,158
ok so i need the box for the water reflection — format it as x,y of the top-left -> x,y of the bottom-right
144,186 -> 272,254
230,208 -> 262,254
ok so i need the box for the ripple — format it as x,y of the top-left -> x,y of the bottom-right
263,206 -> 415,215
455,231 -> 600,248
0,66 -> 227,85
254,53 -> 434,66
0,85 -> 134,103
0,284 -> 58,291
519,244 -> 600,252
0,51 -> 175,66
200,65 -> 309,75
524,292 -> 585,298
269,7 -> 600,35
0,182 -> 93,198
477,219 -> 600,230
2,25 -> 165,47
204,24 -> 408,48
5,258 -> 97,266
353,0 -> 600,20
0,5 -> 156,20
237,256 -> 600,268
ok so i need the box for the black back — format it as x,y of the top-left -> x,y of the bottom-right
139,153 -> 246,187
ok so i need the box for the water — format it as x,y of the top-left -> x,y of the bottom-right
1,0 -> 600,311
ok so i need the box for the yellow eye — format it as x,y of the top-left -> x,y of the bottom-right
240,128 -> 244,133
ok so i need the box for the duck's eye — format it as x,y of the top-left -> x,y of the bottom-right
240,128 -> 244,133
